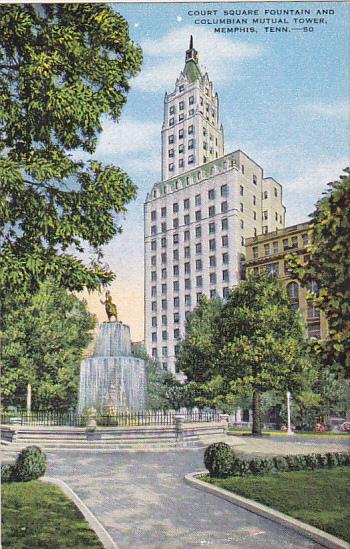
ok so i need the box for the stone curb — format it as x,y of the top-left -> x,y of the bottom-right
40,477 -> 119,549
184,471 -> 350,549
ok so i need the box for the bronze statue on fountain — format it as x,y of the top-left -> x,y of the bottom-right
100,290 -> 119,323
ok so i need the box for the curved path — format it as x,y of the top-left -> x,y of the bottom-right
47,449 -> 323,549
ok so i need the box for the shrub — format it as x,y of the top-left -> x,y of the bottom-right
1,464 -> 16,483
325,452 -> 338,468
249,457 -> 274,475
272,456 -> 288,472
231,457 -> 251,477
204,442 -> 233,474
317,454 -> 328,468
15,446 -> 47,482
209,445 -> 235,478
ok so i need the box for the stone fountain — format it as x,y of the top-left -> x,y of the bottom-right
78,322 -> 147,414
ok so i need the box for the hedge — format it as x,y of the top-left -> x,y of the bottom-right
204,443 -> 350,478
1,446 -> 47,483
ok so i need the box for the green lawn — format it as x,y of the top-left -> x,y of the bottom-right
204,467 -> 350,542
228,428 -> 350,438
1,480 -> 104,549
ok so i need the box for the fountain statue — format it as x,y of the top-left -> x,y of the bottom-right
78,294 -> 147,414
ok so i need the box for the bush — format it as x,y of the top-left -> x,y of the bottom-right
305,454 -> 319,470
15,446 -> 47,482
317,454 -> 328,468
204,442 -> 232,474
272,456 -> 288,472
231,457 -> 251,477
1,464 -> 16,483
249,457 -> 274,475
209,445 -> 235,478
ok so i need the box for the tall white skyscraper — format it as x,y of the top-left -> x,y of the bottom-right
144,38 -> 286,376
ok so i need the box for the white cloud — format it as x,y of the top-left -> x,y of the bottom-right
301,100 -> 349,119
95,118 -> 160,156
133,26 -> 264,92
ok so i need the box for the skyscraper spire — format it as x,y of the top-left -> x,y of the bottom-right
185,35 -> 199,65
189,35 -> 193,50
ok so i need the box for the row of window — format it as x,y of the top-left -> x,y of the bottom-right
169,140 -> 195,156
151,269 -> 229,293
252,233 -> 309,258
150,218 -> 229,249
150,286 -> 231,313
263,187 -> 279,199
150,202 -> 230,234
151,256 -> 230,280
151,250 -> 230,266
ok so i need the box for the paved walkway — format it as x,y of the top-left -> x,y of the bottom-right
47,448 -> 323,549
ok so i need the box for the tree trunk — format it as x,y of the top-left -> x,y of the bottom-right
252,389 -> 262,435
27,383 -> 32,414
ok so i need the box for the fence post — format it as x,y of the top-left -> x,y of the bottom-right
174,414 -> 185,447
219,414 -> 230,434
86,407 -> 97,440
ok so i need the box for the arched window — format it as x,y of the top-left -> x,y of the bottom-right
287,282 -> 299,310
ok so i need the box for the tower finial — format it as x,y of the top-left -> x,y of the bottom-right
189,35 -> 193,50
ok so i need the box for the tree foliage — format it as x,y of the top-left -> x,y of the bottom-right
1,280 -> 96,410
288,174 -> 350,374
177,274 -> 309,434
0,4 -> 142,295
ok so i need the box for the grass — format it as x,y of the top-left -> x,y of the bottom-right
204,467 -> 350,542
1,480 -> 104,549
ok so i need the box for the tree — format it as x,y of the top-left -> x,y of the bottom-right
1,280 -> 96,411
178,274 -> 308,435
288,172 -> 350,374
0,5 -> 142,296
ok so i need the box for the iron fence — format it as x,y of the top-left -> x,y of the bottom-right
1,409 -> 220,427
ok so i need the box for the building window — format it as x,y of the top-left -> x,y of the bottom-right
151,240 -> 156,251
184,262 -> 190,274
208,189 -> 215,200
161,222 -> 167,232
189,95 -> 194,105
173,296 -> 180,308
240,220 -> 244,229
196,276 -> 203,287
188,124 -> 194,134
253,195 -> 256,205
179,129 -> 184,139
240,203 -> 244,212
209,205 -> 216,217
161,253 -> 167,264
184,214 -> 190,225
221,218 -> 228,231
222,252 -> 229,265
263,210 -> 268,220
178,159 -> 184,168
179,100 -> 184,110
273,241 -> 279,254
263,191 -> 268,199
275,212 -> 278,221
185,294 -> 191,306
188,139 -> 194,150
223,287 -> 230,299
151,210 -> 157,221
307,303 -> 320,319
162,283 -> 167,294
253,175 -> 257,185
283,238 -> 289,250
222,235 -> 228,247
221,184 -> 228,197
151,286 -> 157,297
196,259 -> 202,271
221,201 -> 228,214
195,194 -> 201,206
152,332 -> 157,342
308,280 -> 319,296
152,317 -> 157,327
151,271 -> 157,282
195,226 -> 201,238
308,322 -> 321,339
162,346 -> 168,357
209,222 -> 215,234
284,260 -> 292,277
178,144 -> 184,154
240,185 -> 244,196
209,255 -> 216,267
161,315 -> 167,326
184,230 -> 190,241
209,239 -> 216,251
195,242 -> 201,255
174,328 -> 180,339
302,233 -> 309,247
161,268 -> 167,279
183,198 -> 190,210
173,202 -> 178,213
253,246 -> 259,259
291,236 -> 298,248
151,256 -> 156,267
169,117 -> 174,126
173,233 -> 179,245
151,301 -> 157,311
173,265 -> 179,276
169,163 -> 174,172
185,278 -> 191,290
168,149 -> 174,158
173,281 -> 179,292
195,210 -> 201,221
267,263 -> 279,276
188,155 -> 194,164
169,105 -> 175,115
241,164 -> 245,174
253,211 -> 257,221
152,348 -> 157,358
263,226 -> 268,234
151,225 -> 157,235
168,135 -> 174,144
254,228 -> 257,237
185,310 -> 191,320
174,312 -> 180,323
264,243 -> 271,256
287,281 -> 299,302
222,270 -> 229,282
184,246 -> 190,258
173,218 -> 179,229
274,187 -> 278,197
196,292 -> 203,303
210,272 -> 216,284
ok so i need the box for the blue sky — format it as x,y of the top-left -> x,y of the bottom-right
83,2 -> 350,340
